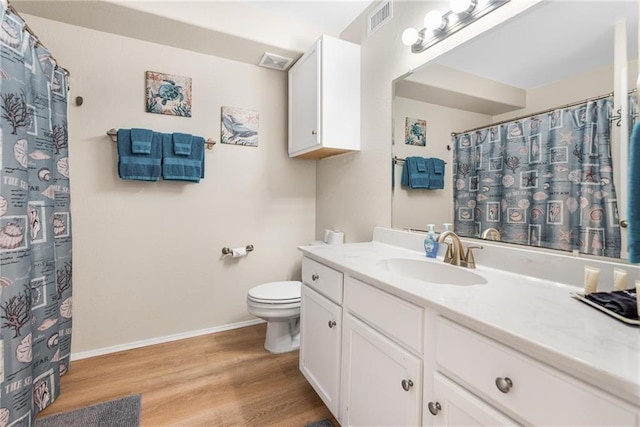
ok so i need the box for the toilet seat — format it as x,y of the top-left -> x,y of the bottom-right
247,281 -> 301,304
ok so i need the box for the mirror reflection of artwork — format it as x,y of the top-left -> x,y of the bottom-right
404,117 -> 426,146
145,71 -> 192,117
221,106 -> 259,147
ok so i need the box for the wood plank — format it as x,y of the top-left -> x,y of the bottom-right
37,324 -> 338,426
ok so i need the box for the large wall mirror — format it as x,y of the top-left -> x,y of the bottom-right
392,0 -> 638,260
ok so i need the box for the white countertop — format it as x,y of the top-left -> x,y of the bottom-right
299,240 -> 640,407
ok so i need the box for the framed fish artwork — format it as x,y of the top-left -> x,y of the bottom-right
221,106 -> 259,147
145,71 -> 192,117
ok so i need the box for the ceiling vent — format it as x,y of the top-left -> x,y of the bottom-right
368,1 -> 393,36
258,52 -> 294,71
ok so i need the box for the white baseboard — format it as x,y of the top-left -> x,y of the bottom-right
70,318 -> 265,361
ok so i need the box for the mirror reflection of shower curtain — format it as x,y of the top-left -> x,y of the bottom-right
453,96 -> 621,258
0,5 -> 72,425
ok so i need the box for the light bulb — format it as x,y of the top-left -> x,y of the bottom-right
401,28 -> 419,46
450,0 -> 476,14
424,10 -> 446,31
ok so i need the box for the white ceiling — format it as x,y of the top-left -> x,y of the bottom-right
14,0 -> 374,65
426,0 -> 639,90
102,0 -> 374,53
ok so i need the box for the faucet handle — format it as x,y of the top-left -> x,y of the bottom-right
464,245 -> 483,269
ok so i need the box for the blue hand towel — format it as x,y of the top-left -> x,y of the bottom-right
117,129 -> 161,181
162,133 -> 205,182
406,157 -> 430,189
130,128 -> 153,154
429,158 -> 445,189
173,133 -> 192,156
629,122 -> 640,263
416,158 -> 427,172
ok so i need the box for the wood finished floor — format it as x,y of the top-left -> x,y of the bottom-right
36,324 -> 337,426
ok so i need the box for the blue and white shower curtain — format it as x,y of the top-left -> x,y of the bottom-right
0,4 -> 72,425
453,97 -> 621,258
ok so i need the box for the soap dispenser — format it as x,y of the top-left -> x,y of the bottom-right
424,224 -> 439,258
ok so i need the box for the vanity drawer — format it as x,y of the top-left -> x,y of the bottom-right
435,317 -> 637,426
302,257 -> 344,304
345,276 -> 423,354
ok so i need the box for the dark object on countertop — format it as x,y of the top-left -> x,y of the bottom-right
585,289 -> 638,320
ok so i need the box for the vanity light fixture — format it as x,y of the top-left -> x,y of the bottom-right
402,0 -> 509,53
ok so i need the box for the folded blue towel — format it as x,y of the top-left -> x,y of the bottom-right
629,122 -> 640,263
173,133 -> 192,156
130,128 -> 153,154
585,289 -> 638,320
416,158 -> 427,172
429,158 -> 445,189
162,134 -> 205,182
401,157 -> 429,189
117,129 -> 161,181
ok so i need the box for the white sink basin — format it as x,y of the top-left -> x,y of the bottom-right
376,258 -> 487,286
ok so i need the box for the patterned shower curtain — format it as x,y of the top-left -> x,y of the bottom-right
453,97 -> 621,258
0,5 -> 72,425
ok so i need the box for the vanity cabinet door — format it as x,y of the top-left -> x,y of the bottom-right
300,284 -> 342,418
428,373 -> 516,427
341,313 -> 422,426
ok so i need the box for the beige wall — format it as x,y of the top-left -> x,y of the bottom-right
24,15 -> 316,355
392,97 -> 490,231
317,1 -> 539,243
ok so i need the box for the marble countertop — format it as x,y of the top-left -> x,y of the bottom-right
299,241 -> 640,407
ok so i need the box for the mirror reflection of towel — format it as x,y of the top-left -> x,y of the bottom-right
400,157 -> 445,190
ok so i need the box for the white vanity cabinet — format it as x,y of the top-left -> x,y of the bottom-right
429,317 -> 639,426
300,258 -> 343,419
430,372 -> 516,427
288,35 -> 360,159
340,277 -> 424,426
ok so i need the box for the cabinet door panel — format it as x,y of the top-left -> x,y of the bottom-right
288,42 -> 319,155
430,373 -> 516,427
341,313 -> 421,426
300,284 -> 341,417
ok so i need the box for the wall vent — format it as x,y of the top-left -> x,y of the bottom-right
368,1 -> 392,36
258,52 -> 294,71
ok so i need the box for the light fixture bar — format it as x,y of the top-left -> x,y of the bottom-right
410,0 -> 510,54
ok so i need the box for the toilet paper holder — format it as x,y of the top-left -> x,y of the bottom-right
222,244 -> 254,255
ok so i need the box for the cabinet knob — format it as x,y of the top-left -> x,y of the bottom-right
311,130 -> 317,135
495,377 -> 513,393
311,274 -> 319,281
620,220 -> 628,228
401,379 -> 414,391
328,320 -> 336,328
428,401 -> 441,416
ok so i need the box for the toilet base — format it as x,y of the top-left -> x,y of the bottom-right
264,317 -> 300,354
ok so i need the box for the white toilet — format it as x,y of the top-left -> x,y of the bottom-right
246,280 -> 301,354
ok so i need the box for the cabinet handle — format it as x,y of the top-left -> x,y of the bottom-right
311,130 -> 317,135
495,377 -> 513,393
328,320 -> 336,328
428,401 -> 441,416
401,379 -> 414,391
311,274 -> 319,281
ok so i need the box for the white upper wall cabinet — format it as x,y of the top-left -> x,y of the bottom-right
288,35 -> 361,159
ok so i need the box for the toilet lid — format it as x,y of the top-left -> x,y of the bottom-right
248,281 -> 301,303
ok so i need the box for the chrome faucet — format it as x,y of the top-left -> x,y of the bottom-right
481,227 -> 501,241
437,230 -> 483,269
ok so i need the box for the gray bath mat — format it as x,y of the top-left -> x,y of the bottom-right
36,394 -> 141,427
